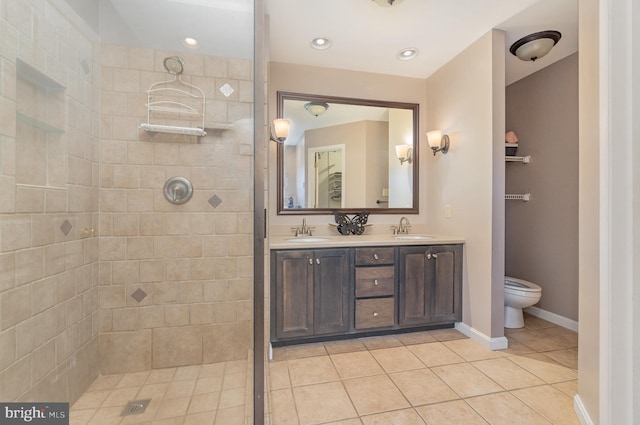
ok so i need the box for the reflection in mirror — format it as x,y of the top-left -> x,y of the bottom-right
277,92 -> 419,215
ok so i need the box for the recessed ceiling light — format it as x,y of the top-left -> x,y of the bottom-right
311,37 -> 332,50
397,47 -> 418,60
372,0 -> 405,6
182,37 -> 199,48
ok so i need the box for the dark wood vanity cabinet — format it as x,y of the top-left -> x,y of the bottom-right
272,248 -> 350,340
398,244 -> 462,327
271,243 -> 462,344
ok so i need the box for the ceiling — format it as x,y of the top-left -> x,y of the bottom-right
266,0 -> 578,85
90,0 -> 577,85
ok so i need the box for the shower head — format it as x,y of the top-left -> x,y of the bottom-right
163,56 -> 184,75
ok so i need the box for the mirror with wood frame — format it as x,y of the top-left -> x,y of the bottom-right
277,91 -> 419,215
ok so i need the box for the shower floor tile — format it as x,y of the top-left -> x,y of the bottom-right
70,360 -> 248,425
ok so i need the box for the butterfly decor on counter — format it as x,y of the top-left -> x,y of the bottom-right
334,212 -> 370,235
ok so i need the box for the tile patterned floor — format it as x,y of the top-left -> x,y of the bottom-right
69,359 -> 249,425
266,314 -> 579,425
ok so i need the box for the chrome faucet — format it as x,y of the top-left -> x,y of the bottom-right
392,216 -> 411,234
292,218 -> 315,237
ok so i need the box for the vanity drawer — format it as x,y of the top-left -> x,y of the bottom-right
355,298 -> 394,329
355,247 -> 395,266
355,266 -> 394,297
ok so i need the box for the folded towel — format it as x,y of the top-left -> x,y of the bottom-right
505,131 -> 519,144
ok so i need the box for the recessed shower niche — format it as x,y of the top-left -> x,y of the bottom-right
15,60 -> 66,191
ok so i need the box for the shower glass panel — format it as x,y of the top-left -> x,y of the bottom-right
0,1 -> 257,424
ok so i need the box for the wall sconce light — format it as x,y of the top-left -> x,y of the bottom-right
304,102 -> 329,117
509,30 -> 562,62
395,144 -> 413,165
270,118 -> 290,144
427,130 -> 450,156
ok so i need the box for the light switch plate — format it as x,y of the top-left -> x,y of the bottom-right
444,204 -> 452,218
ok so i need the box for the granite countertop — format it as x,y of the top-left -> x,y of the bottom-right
269,233 -> 465,249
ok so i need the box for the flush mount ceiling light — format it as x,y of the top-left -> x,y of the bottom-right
310,37 -> 332,50
509,30 -> 562,62
304,101 -> 329,117
397,47 -> 418,61
372,0 -> 405,6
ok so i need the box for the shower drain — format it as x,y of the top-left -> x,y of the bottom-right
121,399 -> 151,416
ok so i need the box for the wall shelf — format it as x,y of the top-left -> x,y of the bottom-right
505,155 -> 531,163
140,74 -> 206,137
506,153 -> 531,202
505,193 -> 531,202
17,112 -> 64,133
140,123 -> 206,136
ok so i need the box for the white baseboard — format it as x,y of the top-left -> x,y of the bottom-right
455,322 -> 508,350
524,306 -> 579,332
573,395 -> 595,425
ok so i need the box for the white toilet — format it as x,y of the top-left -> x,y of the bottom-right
504,276 -> 542,328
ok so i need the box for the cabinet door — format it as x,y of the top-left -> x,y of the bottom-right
398,246 -> 430,326
314,249 -> 351,335
429,245 -> 462,323
398,245 -> 462,326
274,250 -> 314,340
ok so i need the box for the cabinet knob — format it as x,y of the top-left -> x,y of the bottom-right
427,253 -> 439,260
373,312 -> 379,317
316,258 -> 320,265
374,279 -> 379,286
373,253 -> 379,260
309,258 -> 313,265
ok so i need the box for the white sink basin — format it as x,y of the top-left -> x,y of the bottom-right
392,235 -> 434,240
286,237 -> 330,243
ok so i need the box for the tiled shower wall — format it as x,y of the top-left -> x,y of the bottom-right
97,44 -> 254,374
0,0 -> 255,405
0,0 -> 101,403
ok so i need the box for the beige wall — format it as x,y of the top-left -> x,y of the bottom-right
505,53 -> 579,321
425,30 -> 506,341
388,108 -> 414,209
364,121 -> 389,209
98,44 -> 254,373
634,1 -> 640,418
0,0 -> 101,403
576,0 -> 640,422
577,0 -> 600,420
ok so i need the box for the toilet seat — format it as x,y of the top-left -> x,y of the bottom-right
505,276 -> 541,293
